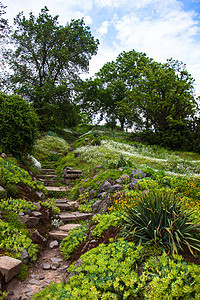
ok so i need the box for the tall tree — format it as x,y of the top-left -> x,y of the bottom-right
125,59 -> 197,132
77,50 -> 151,130
6,7 -> 99,130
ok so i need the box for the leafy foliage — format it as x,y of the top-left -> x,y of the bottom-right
0,93 -> 38,157
61,224 -> 88,260
6,7 -> 99,130
122,190 -> 200,254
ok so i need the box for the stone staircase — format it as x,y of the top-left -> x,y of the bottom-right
38,166 -> 92,241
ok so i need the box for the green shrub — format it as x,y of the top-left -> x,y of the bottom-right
122,190 -> 200,254
0,219 -> 38,261
143,253 -> 200,299
33,240 -> 145,299
0,93 -> 38,157
0,198 -> 37,213
61,224 -> 89,260
92,212 -> 122,239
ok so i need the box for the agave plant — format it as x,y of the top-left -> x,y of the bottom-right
122,190 -> 200,255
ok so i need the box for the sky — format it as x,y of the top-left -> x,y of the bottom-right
4,0 -> 200,96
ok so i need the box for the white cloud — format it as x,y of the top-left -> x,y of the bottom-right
98,21 -> 109,35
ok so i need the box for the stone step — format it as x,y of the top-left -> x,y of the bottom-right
0,256 -> 22,283
56,203 -> 73,210
48,230 -> 69,240
43,180 -> 61,186
59,224 -> 81,231
45,186 -> 68,192
59,211 -> 93,222
38,174 -> 58,179
40,169 -> 55,174
65,170 -> 82,174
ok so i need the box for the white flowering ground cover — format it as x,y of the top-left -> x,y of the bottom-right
78,140 -> 200,176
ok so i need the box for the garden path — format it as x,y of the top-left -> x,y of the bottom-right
6,161 -> 92,299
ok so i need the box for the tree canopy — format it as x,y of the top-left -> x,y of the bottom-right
77,50 -> 151,129
6,7 -> 99,130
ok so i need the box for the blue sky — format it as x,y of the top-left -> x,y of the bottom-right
5,0 -> 200,96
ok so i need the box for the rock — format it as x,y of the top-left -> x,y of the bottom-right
78,187 -> 85,195
131,169 -> 146,179
59,265 -> 69,273
20,249 -> 29,264
32,229 -> 47,243
50,258 -> 63,263
110,184 -> 124,193
98,180 -> 112,193
29,279 -> 41,286
18,212 -> 25,216
0,186 -> 7,199
51,265 -> 57,270
35,191 -> 45,198
0,153 -> 6,159
96,194 -> 112,214
51,262 -> 60,268
0,256 -> 21,283
129,178 -> 141,190
98,192 -> 107,199
92,200 -> 102,212
43,263 -> 51,270
118,174 -> 130,183
39,275 -> 45,280
49,241 -> 59,249
88,189 -> 96,199
24,286 -> 33,293
31,211 -> 42,217
18,215 -> 40,226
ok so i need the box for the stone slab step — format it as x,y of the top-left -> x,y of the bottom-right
40,169 -> 55,174
43,180 -> 60,186
56,203 -> 73,210
66,170 -> 82,174
59,224 -> 81,231
48,230 -> 69,240
38,174 -> 58,179
45,186 -> 68,192
59,211 -> 93,222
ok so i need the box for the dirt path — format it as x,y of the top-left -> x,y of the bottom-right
6,247 -> 69,299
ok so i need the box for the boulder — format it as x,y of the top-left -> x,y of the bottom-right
115,174 -> 130,184
129,178 -> 141,190
131,169 -> 146,179
110,184 -> 124,193
0,256 -> 21,283
92,200 -> 102,212
20,249 -> 29,264
98,180 -> 112,193
96,194 -> 112,214
98,192 -> 107,199
88,189 -> 96,199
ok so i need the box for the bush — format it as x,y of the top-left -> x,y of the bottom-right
0,93 -> 38,157
122,190 -> 200,254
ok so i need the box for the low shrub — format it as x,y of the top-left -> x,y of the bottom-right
60,224 -> 89,260
92,212 -> 122,239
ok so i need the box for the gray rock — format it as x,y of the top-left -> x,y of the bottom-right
98,180 -> 112,193
24,286 -> 33,293
39,275 -> 45,280
20,249 -> 29,264
29,279 -> 41,286
78,187 -> 85,195
129,178 -> 141,190
18,212 -> 25,216
92,200 -> 102,212
50,258 -> 63,263
59,265 -> 69,273
43,263 -> 51,270
96,194 -> 112,214
18,215 -> 39,226
36,191 -> 45,198
98,192 -> 107,199
131,169 -> 147,179
49,241 -> 59,249
89,189 -> 96,199
31,211 -> 42,217
110,184 -> 124,193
